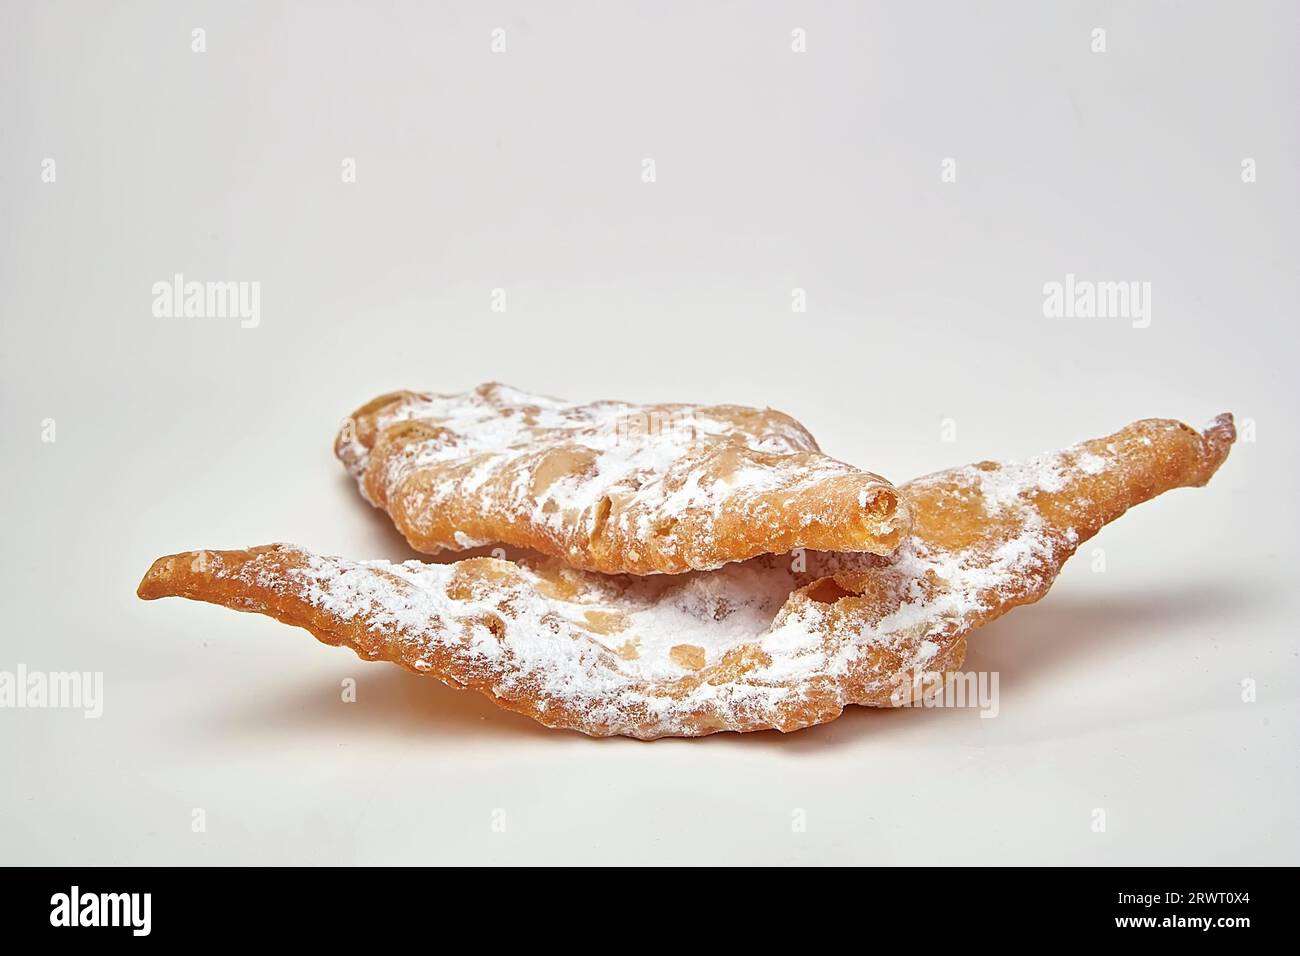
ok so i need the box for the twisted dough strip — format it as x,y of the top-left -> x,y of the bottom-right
141,415 -> 1235,738
335,383 -> 909,574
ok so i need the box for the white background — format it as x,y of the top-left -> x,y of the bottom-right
1,0 -> 1296,864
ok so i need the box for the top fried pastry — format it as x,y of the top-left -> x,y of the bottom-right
335,383 -> 910,574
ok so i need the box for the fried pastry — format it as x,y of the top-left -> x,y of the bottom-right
334,383 -> 909,574
142,414 -> 1235,739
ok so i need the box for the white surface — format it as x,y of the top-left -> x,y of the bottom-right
1,0 -> 1296,865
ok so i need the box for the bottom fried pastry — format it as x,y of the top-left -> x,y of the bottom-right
138,414 -> 1235,738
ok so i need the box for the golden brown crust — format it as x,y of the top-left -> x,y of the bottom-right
144,414 -> 1235,738
334,383 -> 909,574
